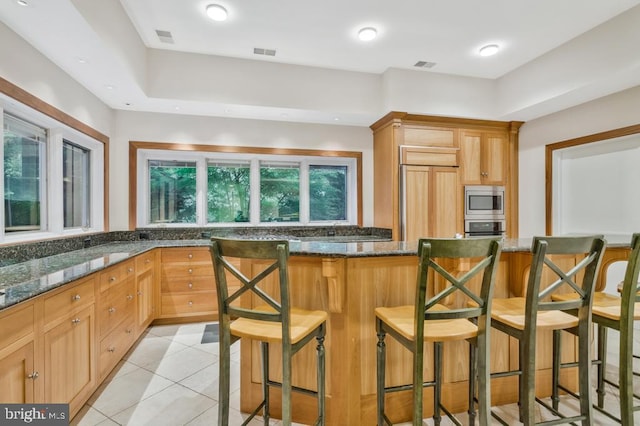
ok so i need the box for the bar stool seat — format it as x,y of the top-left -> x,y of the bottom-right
490,297 -> 579,330
375,304 -> 480,341
231,305 -> 327,343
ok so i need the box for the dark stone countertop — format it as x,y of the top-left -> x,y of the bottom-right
0,235 -> 632,311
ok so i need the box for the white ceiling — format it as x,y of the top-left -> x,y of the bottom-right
1,0 -> 640,126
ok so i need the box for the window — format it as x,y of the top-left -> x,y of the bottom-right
63,141 -> 90,228
207,161 -> 250,223
0,101 -> 105,243
137,149 -> 358,227
309,165 -> 347,221
260,162 -> 300,222
3,114 -> 46,233
149,160 -> 197,224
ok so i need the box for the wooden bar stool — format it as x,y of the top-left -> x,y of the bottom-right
552,233 -> 640,424
210,238 -> 327,426
488,235 -> 605,425
375,237 -> 503,426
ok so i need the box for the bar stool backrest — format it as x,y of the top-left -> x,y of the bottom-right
526,235 -> 606,323
415,237 -> 503,339
211,238 -> 292,344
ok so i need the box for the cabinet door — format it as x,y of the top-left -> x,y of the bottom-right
403,165 -> 431,242
136,267 -> 155,334
460,131 -> 482,184
43,305 -> 95,414
482,132 -> 508,185
460,130 -> 508,185
431,167 -> 460,238
0,342 -> 35,403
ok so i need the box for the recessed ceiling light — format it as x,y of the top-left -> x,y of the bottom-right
358,27 -> 377,42
16,0 -> 28,6
206,4 -> 228,21
479,44 -> 499,57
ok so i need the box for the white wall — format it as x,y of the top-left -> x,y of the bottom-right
518,85 -> 640,237
0,22 -> 113,136
111,110 -> 373,231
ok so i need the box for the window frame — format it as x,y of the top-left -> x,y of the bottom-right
0,95 -> 105,244
134,144 -> 361,228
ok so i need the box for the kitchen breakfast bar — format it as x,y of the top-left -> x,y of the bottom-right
0,236 -> 632,424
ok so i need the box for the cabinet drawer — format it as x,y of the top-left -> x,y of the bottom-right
100,261 -> 135,293
135,251 -> 156,274
161,276 -> 215,293
403,126 -> 456,148
161,263 -> 214,279
161,248 -> 211,263
99,279 -> 136,337
99,315 -> 136,379
0,302 -> 35,350
400,145 -> 458,166
161,292 -> 216,316
44,277 -> 95,321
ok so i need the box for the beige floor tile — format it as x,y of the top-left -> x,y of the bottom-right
87,367 -> 174,417
179,359 -> 240,400
185,403 -> 274,425
70,406 -> 110,426
110,383 -> 215,425
124,333 -> 190,368
142,345 -> 216,382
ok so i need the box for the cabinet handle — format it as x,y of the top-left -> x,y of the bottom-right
27,371 -> 39,380
188,253 -> 193,259
109,276 -> 117,282
127,294 -> 134,301
127,267 -> 134,273
145,259 -> 151,264
108,307 -> 116,314
188,268 -> 193,274
108,346 -> 116,353
137,291 -> 143,296
187,283 -> 193,289
71,318 -> 81,324
71,294 -> 81,301
126,329 -> 133,334
188,301 -> 193,306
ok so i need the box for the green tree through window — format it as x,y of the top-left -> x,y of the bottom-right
207,162 -> 250,222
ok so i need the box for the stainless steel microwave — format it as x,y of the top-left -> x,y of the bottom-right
464,185 -> 505,218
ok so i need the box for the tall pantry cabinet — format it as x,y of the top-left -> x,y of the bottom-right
371,112 -> 523,241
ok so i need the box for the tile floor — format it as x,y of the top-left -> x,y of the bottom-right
71,322 -> 640,425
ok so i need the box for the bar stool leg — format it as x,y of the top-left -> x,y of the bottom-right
282,343 -> 292,425
433,342 -> 442,426
577,321 -> 593,425
376,322 -> 387,426
219,327 -> 232,425
316,325 -> 326,426
596,324 -> 607,408
261,342 -> 270,424
620,321 -> 634,425
551,329 -> 561,410
467,342 -> 477,425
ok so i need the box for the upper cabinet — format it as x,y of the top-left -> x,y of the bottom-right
371,112 -> 523,240
460,130 -> 508,185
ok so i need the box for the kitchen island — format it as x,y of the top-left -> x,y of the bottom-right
0,236 -> 632,424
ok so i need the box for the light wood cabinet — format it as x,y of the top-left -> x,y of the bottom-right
97,260 -> 137,381
371,112 -> 523,240
459,130 -> 509,185
42,276 -> 96,416
0,301 -> 37,404
159,247 -> 216,320
135,251 -> 157,335
402,166 -> 460,242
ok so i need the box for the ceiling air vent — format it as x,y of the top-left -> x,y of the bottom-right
155,30 -> 174,44
414,61 -> 436,69
254,47 -> 276,56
